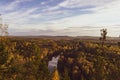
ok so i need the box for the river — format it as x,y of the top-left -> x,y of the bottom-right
48,55 -> 60,72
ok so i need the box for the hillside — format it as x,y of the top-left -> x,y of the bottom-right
0,37 -> 120,80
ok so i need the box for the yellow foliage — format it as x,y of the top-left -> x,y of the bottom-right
52,69 -> 60,80
7,53 -> 14,63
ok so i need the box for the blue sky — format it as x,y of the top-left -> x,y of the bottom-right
0,0 -> 120,36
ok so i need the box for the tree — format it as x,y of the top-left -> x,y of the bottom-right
0,14 -> 9,67
118,35 -> 120,48
52,68 -> 60,80
62,68 -> 70,80
0,24 -> 8,36
0,14 -> 8,42
100,29 -> 107,47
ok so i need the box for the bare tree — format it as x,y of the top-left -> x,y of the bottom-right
0,14 -> 8,36
118,35 -> 120,48
99,28 -> 107,47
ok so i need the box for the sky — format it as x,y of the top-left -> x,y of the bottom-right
0,0 -> 120,36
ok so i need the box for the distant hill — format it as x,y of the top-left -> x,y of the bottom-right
8,36 -> 120,41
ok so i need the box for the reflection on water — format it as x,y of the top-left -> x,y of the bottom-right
48,55 -> 60,72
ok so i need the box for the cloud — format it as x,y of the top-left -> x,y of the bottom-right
58,0 -> 113,8
46,0 -> 120,27
2,7 -> 38,27
9,25 -> 120,37
0,0 -> 120,36
45,0 -> 115,11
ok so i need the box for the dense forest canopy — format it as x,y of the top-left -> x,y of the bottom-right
0,35 -> 120,80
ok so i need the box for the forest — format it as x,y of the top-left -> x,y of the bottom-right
0,35 -> 120,80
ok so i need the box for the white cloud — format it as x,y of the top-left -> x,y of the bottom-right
59,0 -> 115,8
1,0 -> 120,36
46,0 -> 120,27
46,0 -> 115,11
1,7 -> 40,30
33,0 -> 120,36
